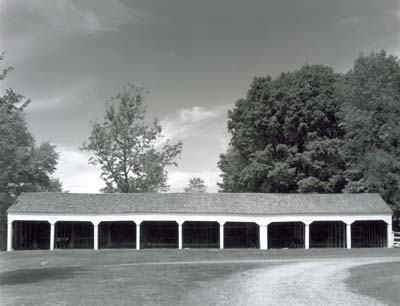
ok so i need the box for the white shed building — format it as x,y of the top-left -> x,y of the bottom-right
7,192 -> 393,251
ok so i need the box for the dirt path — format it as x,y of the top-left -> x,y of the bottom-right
186,257 -> 400,306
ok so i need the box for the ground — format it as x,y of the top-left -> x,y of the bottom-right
0,249 -> 400,306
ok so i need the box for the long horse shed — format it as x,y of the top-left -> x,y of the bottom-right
7,192 -> 394,251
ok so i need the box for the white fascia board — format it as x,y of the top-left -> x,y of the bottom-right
7,212 -> 393,226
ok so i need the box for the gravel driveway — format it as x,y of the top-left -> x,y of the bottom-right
186,257 -> 400,306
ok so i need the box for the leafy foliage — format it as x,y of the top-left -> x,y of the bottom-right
218,51 -> 400,226
184,177 -> 207,193
340,51 -> 400,212
219,65 -> 345,193
0,54 -> 62,204
81,83 -> 182,193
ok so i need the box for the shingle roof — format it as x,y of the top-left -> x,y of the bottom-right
8,192 -> 392,215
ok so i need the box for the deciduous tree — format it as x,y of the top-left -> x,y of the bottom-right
341,51 -> 400,215
0,53 -> 62,249
184,177 -> 207,193
81,83 -> 182,193
219,65 -> 346,193
0,53 -> 62,200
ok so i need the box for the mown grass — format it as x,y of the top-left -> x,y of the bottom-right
0,248 -> 399,306
346,260 -> 400,306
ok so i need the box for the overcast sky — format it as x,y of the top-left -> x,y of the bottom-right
1,0 -> 399,193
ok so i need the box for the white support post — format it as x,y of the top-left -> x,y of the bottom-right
50,223 -> 55,251
305,223 -> 310,250
7,222 -> 12,252
219,223 -> 224,250
259,225 -> 268,250
346,223 -> 352,249
136,223 -> 140,250
178,223 -> 183,250
387,223 -> 393,248
93,223 -> 99,250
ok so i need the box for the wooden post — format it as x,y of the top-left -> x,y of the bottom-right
219,223 -> 224,250
305,223 -> 310,249
7,222 -> 12,251
93,223 -> 99,250
178,223 -> 183,249
387,223 -> 393,248
346,223 -> 352,249
259,225 -> 268,250
136,223 -> 140,250
50,223 -> 55,251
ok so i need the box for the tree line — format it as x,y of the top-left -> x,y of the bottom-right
218,51 -> 400,222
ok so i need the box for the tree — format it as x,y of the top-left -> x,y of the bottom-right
0,53 -> 62,249
184,177 -> 207,193
219,65 -> 346,193
340,51 -> 400,216
81,83 -> 182,193
0,53 -> 62,199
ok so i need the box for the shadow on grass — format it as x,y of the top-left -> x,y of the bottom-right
0,266 -> 84,286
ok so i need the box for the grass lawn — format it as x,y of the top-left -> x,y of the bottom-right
346,260 -> 400,306
0,248 -> 399,306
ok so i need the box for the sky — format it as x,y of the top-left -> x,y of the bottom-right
1,0 -> 399,193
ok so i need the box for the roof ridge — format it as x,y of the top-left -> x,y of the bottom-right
18,192 -> 382,196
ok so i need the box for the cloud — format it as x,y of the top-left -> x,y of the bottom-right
53,145 -> 103,193
341,16 -> 362,25
32,0 -> 104,33
54,146 -> 223,193
179,106 -> 220,122
159,105 -> 231,193
0,0 -> 163,62
167,169 -> 222,193
332,16 -> 363,31
161,104 -> 231,141
52,105 -> 232,193
333,10 -> 399,33
330,9 -> 400,64
28,76 -> 96,112
0,0 -> 152,35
